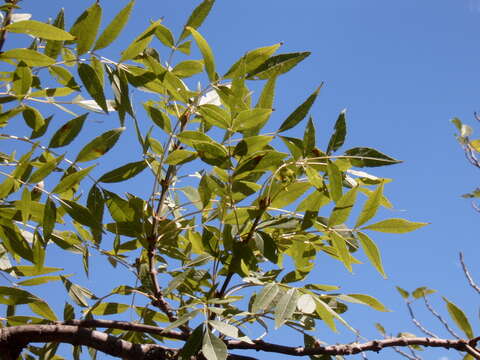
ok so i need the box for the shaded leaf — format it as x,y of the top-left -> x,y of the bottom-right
75,127 -> 124,163
278,85 -> 321,133
49,113 -> 88,148
345,147 -> 402,167
326,109 -> 346,154
202,329 -> 227,360
275,288 -> 298,329
78,63 -> 108,113
98,161 -> 147,183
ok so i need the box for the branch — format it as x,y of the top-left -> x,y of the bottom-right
459,252 -> 480,295
226,337 -> 478,358
0,324 -> 176,360
0,0 -> 20,53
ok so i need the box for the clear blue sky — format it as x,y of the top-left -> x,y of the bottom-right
7,1 -> 480,359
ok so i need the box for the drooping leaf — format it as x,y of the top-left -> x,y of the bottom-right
275,288 -> 298,329
179,0 -> 215,41
345,147 -> 402,167
6,20 -> 74,40
442,297 -> 474,338
327,161 -> 342,202
338,294 -> 389,312
326,109 -> 347,154
187,27 -> 216,81
70,2 -> 102,55
202,329 -> 228,360
75,127 -> 125,163
93,1 -> 134,51
98,161 -> 147,183
362,218 -> 428,233
355,182 -> 384,228
330,231 -> 352,272
358,232 -> 386,278
78,63 -> 108,113
22,106 -> 45,131
329,187 -> 358,226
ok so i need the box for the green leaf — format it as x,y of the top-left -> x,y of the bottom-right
52,165 -> 95,194
0,226 -> 34,262
29,300 -> 57,321
256,75 -> 277,109
43,198 -> 56,241
180,324 -> 204,359
275,288 -> 298,329
247,52 -> 310,80
252,283 -> 279,313
6,20 -> 74,40
90,302 -> 129,315
98,161 -> 147,183
120,20 -> 160,62
30,155 -> 64,184
172,59 -> 204,77
345,147 -> 402,167
270,182 -> 311,208
187,27 -> 216,81
198,104 -> 230,129
155,23 -> 175,48
225,43 -> 282,78
22,106 -> 45,131
179,0 -> 215,41
338,294 -> 389,312
330,231 -> 352,272
232,108 -> 272,132
12,61 -> 32,96
355,182 -> 384,228
395,286 -> 409,299
209,320 -> 239,339
49,65 -> 80,89
75,127 -> 125,163
327,161 -> 342,202
17,275 -> 68,286
0,49 -> 55,66
49,113 -> 88,148
78,63 -> 108,113
278,85 -> 321,133
358,232 -> 386,278
162,310 -> 200,333
442,297 -> 474,338
70,2 -> 102,55
412,286 -> 436,299
202,329 -> 227,360
329,187 -> 358,226
44,8 -> 65,59
94,1 -> 134,51
165,149 -> 197,165
362,218 -> 428,233
326,109 -> 347,154
303,116 -> 316,156
61,200 -> 99,229
144,104 -> 171,133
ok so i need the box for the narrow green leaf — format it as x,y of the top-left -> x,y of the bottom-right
30,156 -> 63,184
61,200 -> 99,229
52,165 -> 95,194
256,75 -> 277,109
232,108 -> 272,132
355,182 -> 384,228
225,43 -> 282,78
155,23 -> 175,48
329,187 -> 358,226
270,182 -> 311,208
20,187 -> 32,224
275,288 -> 298,329
49,65 -> 80,90
179,0 -> 215,41
120,20 -> 160,62
162,310 -> 200,333
0,49 -> 55,66
326,109 -> 347,154
43,198 -> 56,241
314,298 -> 337,332
303,116 -> 316,156
202,329 -> 227,360
209,320 -> 239,339
29,300 -> 57,321
98,161 -> 147,183
247,52 -> 310,80
49,113 -> 88,148
339,294 -> 389,312
442,297 -> 474,338
0,225 -> 34,262
165,149 -> 197,165
362,218 -> 428,233
17,275 -> 68,286
75,127 -> 124,163
12,61 -> 32,96
94,1 -> 134,50
327,161 -> 342,202
395,286 -> 410,299
22,106 -> 45,131
198,104 -> 230,129
358,232 -> 386,278
278,85 -> 321,133
330,231 -> 352,272
187,26 -> 216,81
412,286 -> 436,299
70,3 -> 102,55
345,147 -> 402,167
172,59 -> 204,78
180,324 -> 204,359
90,302 -> 129,315
78,63 -> 108,113
7,20 -> 74,40
44,8 -> 65,59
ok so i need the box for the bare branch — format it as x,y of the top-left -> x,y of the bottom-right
423,296 -> 461,339
459,252 -> 480,295
406,301 -> 438,338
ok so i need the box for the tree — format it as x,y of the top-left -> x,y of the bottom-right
0,1 -> 478,359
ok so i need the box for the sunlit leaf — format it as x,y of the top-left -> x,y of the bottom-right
94,1 -> 134,51
275,288 -> 298,329
326,109 -> 346,154
358,232 -> 385,278
442,297 -> 474,338
278,85 -> 321,133
362,218 -> 428,233
70,2 -> 102,55
6,20 -> 74,40
75,127 -> 125,163
187,27 -> 216,81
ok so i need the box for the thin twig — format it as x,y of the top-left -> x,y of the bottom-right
423,296 -> 461,339
406,301 -> 438,338
459,252 -> 480,295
